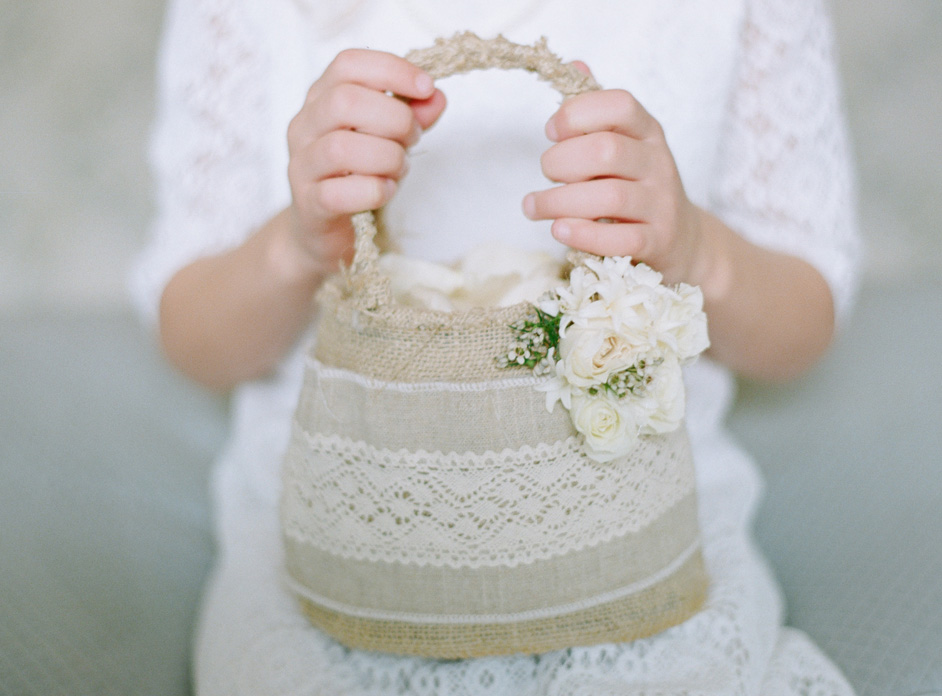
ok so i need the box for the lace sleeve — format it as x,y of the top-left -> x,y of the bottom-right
129,0 -> 281,328
710,0 -> 862,322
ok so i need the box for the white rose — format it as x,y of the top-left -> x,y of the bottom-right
558,322 -> 641,388
642,357 -> 686,434
570,392 -> 640,463
658,284 -> 709,360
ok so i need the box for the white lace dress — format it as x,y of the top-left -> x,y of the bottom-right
131,0 -> 862,693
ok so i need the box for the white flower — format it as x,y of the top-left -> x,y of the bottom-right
556,265 -> 601,316
536,293 -> 561,317
535,373 -> 571,413
642,357 -> 686,434
585,256 -> 662,300
557,321 -> 641,388
608,287 -> 660,349
674,284 -> 710,360
653,284 -> 710,361
570,391 -> 640,463
562,258 -> 663,345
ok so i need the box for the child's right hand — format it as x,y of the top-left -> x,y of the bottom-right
285,49 -> 446,274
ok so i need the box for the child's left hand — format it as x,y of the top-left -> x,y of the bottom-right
523,70 -> 705,287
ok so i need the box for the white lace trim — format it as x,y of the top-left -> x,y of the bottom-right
281,431 -> 695,569
284,539 -> 701,624
310,356 -> 549,393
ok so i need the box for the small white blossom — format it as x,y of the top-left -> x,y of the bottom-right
536,366 -> 572,412
536,292 -> 561,317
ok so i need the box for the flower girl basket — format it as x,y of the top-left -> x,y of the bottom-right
280,33 -> 709,659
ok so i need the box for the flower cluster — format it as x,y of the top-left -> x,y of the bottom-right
498,307 -> 561,376
500,256 -> 709,463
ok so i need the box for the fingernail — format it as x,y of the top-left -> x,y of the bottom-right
522,193 -> 536,219
384,178 -> 397,198
552,221 -> 571,242
415,72 -> 434,96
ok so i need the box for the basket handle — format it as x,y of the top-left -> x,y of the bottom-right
348,32 -> 601,310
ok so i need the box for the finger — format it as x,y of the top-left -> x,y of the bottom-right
523,179 -> 654,224
550,218 -> 651,258
320,49 -> 436,101
409,88 -> 448,130
293,84 -> 422,145
569,60 -> 592,77
295,130 -> 407,182
546,89 -> 662,142
310,175 -> 397,217
541,131 -> 653,183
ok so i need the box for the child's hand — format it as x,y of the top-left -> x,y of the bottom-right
522,72 -> 704,287
285,49 -> 446,272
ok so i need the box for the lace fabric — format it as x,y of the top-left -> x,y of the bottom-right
129,0 -> 279,329
709,0 -> 861,322
282,431 -> 695,568
134,0 -> 861,692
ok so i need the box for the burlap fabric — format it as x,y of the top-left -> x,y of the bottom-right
280,33 -> 708,659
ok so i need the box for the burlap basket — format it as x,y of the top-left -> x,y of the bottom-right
280,33 -> 708,659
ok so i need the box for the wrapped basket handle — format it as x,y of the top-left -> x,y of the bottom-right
348,33 -> 601,310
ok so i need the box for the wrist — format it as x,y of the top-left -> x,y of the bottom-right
262,208 -> 326,291
688,207 -> 734,308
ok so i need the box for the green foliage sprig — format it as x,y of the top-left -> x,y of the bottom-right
498,307 -> 562,376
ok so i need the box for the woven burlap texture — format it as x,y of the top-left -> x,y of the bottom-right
281,32 -> 708,659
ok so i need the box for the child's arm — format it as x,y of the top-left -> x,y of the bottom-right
158,50 -> 445,390
523,86 -> 835,382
